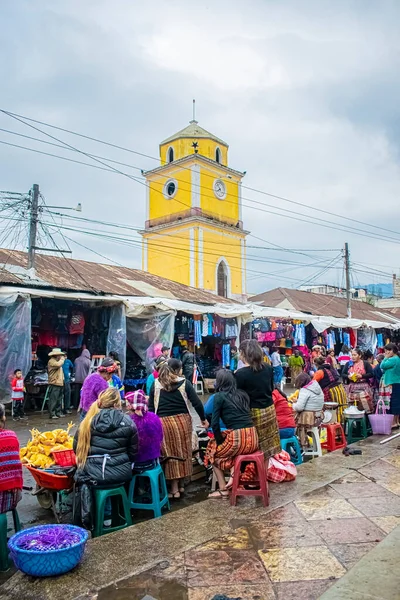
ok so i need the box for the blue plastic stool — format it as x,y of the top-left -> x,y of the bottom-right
280,436 -> 303,466
0,508 -> 21,571
128,465 -> 170,518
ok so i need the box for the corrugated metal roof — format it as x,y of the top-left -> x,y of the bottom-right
0,249 -> 232,305
160,121 -> 228,146
251,287 -> 395,321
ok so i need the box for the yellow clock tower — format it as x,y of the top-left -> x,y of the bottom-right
141,119 -> 247,300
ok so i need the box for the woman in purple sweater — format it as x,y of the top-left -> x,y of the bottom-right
126,390 -> 163,472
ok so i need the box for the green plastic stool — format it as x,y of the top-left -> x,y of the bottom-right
93,486 -> 132,538
344,416 -> 368,444
0,509 -> 21,571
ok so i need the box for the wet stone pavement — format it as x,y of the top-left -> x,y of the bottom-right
1,417 -> 400,600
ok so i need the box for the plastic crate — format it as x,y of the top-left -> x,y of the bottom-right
52,449 -> 77,467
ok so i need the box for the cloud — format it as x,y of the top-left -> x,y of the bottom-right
1,0 -> 400,293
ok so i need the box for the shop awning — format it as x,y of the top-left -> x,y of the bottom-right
310,315 -> 399,333
124,297 -> 254,320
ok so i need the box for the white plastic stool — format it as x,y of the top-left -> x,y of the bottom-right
90,355 -> 105,373
194,381 -> 204,395
303,426 -> 323,458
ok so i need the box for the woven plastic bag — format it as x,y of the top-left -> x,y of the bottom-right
368,399 -> 394,435
267,450 -> 297,483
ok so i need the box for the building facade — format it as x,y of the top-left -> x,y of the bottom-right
140,120 -> 247,300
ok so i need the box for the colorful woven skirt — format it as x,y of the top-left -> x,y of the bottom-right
160,413 -> 192,481
204,427 -> 259,471
290,365 -> 303,383
251,405 -> 281,460
328,383 -> 347,423
0,489 -> 21,514
345,382 -> 373,413
295,410 -> 323,446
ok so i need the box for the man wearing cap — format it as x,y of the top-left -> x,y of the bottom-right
161,346 -> 170,359
47,348 -> 66,419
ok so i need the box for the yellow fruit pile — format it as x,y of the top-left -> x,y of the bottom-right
20,423 -> 74,469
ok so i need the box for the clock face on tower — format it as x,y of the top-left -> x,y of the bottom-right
213,178 -> 226,199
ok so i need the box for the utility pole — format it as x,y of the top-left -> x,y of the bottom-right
344,242 -> 351,318
28,184 -> 39,270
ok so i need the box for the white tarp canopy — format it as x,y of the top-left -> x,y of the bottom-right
248,303 -> 311,321
310,315 -> 399,333
124,296 -> 254,320
1,288 -> 400,331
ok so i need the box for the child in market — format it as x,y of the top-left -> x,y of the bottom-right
11,369 -> 26,420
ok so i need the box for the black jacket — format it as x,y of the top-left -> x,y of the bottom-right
181,351 -> 195,380
235,364 -> 274,409
212,391 -> 253,446
342,360 -> 374,384
73,408 -> 138,486
148,378 -> 205,421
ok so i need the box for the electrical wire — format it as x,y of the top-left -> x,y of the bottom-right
2,108 -> 400,241
2,112 -> 400,247
2,135 -> 400,246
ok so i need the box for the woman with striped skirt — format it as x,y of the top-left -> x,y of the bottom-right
313,357 -> 348,423
235,340 -> 281,464
205,369 -> 259,498
149,359 -> 208,499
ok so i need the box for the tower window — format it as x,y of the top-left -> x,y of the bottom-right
167,147 -> 174,163
215,147 -> 221,163
163,178 -> 178,199
217,260 -> 228,298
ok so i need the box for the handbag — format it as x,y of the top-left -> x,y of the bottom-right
154,379 -> 199,452
267,450 -> 297,482
368,399 -> 394,435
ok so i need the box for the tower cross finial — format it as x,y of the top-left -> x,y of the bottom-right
193,98 -> 196,122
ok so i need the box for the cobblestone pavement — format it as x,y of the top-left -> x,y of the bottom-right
1,417 -> 400,600
96,445 -> 400,600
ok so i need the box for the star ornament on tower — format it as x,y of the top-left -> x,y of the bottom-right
191,140 -> 199,154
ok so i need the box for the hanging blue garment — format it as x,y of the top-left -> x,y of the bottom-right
343,332 -> 350,347
222,344 -> 230,367
294,323 -> 306,346
194,321 -> 202,348
377,333 -> 384,348
208,314 -> 214,336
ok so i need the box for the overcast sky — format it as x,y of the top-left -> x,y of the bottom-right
1,0 -> 400,294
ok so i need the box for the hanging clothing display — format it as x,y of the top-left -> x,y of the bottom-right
202,315 -> 209,337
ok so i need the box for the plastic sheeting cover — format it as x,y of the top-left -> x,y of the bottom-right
126,309 -> 175,373
106,303 -> 127,379
0,296 -> 31,402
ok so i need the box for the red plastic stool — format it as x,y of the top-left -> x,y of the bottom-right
321,423 -> 347,452
230,451 -> 269,507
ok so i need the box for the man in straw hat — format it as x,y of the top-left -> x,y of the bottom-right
47,348 -> 66,419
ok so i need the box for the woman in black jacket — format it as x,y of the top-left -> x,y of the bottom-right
149,359 -> 208,499
74,388 -> 138,487
341,347 -> 374,413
